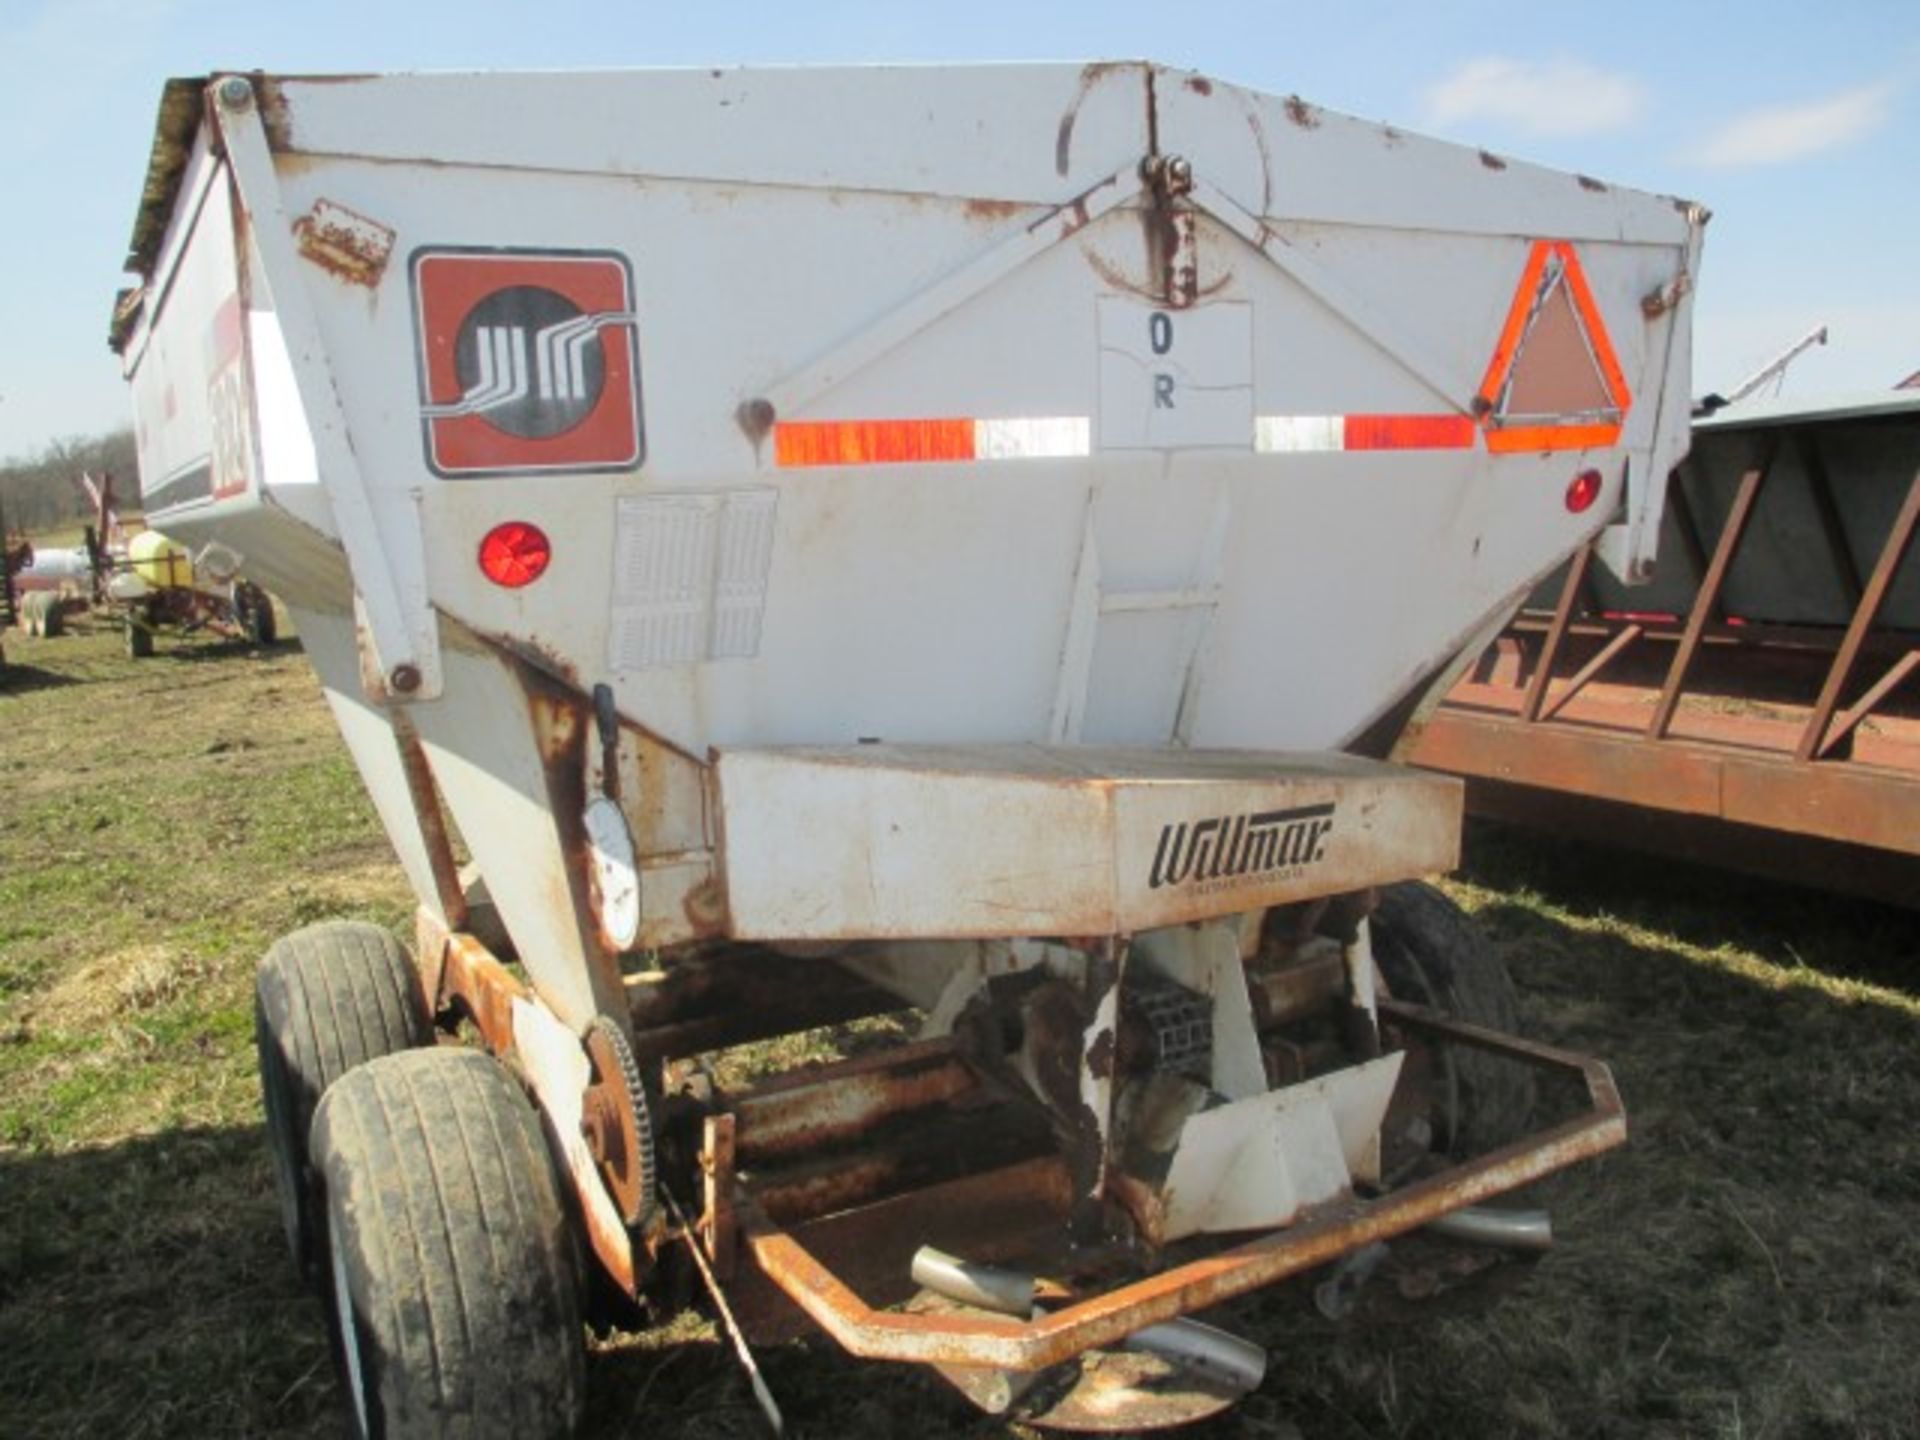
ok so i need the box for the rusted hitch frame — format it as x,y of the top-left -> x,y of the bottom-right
737,998 -> 1624,1372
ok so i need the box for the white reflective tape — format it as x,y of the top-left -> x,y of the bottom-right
1255,415 -> 1346,453
974,416 -> 1092,459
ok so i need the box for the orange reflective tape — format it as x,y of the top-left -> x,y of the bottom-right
1476,239 -> 1554,413
1342,414 -> 1477,450
1477,239 -> 1631,452
774,418 -> 976,468
1483,421 -> 1623,454
1553,241 -> 1632,414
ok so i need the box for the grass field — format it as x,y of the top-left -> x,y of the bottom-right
3,619 -> 1918,1439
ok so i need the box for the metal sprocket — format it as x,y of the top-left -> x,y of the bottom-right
580,1015 -> 658,1227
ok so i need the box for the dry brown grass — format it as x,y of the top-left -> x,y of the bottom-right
4,623 -> 1918,1438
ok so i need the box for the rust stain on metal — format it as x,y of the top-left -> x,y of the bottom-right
391,713 -> 470,928
530,691 -> 585,766
1080,244 -> 1232,306
755,1154 -> 916,1225
736,397 -> 777,446
1184,76 -> 1213,97
630,973 -> 899,1058
437,930 -> 529,1056
700,1112 -> 739,1280
1247,948 -> 1346,1029
580,1179 -> 641,1297
1020,982 -> 1090,1119
126,78 -> 211,279
727,1155 -> 1075,1346
293,198 -> 396,287
1140,154 -> 1200,309
734,1040 -> 979,1160
511,654 -> 635,1016
750,1107 -> 1050,1228
435,923 -> 642,1293
581,1021 -> 651,1223
1055,61 -> 1139,177
965,197 -> 1025,223
1084,1026 -> 1116,1081
681,876 -> 729,937
515,633 -> 584,695
1576,174 -> 1608,193
413,908 -> 451,1024
1283,95 -> 1321,130
739,1005 -> 1624,1371
252,75 -> 295,152
1478,150 -> 1508,171
1642,271 -> 1692,319
1244,108 -> 1275,216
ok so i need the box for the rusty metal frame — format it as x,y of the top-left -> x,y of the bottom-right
1416,442 -> 1920,896
1648,448 -> 1775,739
414,912 -> 648,1294
1518,538 -> 1652,725
1519,542 -> 1593,722
1795,466 -> 1920,760
735,1001 -> 1623,1372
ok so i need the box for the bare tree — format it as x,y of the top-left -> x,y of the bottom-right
0,428 -> 139,535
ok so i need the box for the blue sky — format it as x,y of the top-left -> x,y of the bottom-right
1,0 -> 1915,461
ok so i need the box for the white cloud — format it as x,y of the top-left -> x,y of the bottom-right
1688,81 -> 1895,167
1424,56 -> 1645,138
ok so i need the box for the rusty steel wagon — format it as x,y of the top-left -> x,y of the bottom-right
112,63 -> 1702,1435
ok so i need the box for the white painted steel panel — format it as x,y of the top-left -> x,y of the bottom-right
1160,1052 -> 1404,1239
1097,298 -> 1253,451
716,746 -> 1460,941
126,68 -> 1701,755
117,62 -> 1699,955
608,491 -> 777,670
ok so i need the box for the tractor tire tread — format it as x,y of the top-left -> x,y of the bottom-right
1371,881 -> 1535,1153
255,921 -> 430,1278
311,1049 -> 585,1439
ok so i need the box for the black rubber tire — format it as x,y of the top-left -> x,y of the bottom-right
124,622 -> 153,658
237,583 -> 277,645
255,921 -> 430,1282
1371,882 -> 1535,1154
312,1049 -> 587,1440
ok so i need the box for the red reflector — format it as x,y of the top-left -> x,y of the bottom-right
1565,469 -> 1603,514
774,418 -> 976,468
478,521 -> 552,588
